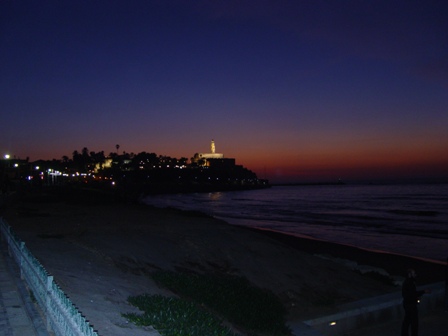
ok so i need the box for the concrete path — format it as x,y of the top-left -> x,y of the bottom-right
0,241 -> 50,336
290,309 -> 448,336
343,309 -> 448,336
289,285 -> 448,336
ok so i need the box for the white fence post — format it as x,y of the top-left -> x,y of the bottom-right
46,275 -> 54,332
20,241 -> 25,280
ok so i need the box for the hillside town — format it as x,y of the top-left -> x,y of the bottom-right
1,141 -> 269,197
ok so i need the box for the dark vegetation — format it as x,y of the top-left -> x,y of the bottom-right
123,271 -> 290,336
123,295 -> 238,336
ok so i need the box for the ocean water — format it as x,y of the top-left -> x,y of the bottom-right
142,184 -> 448,263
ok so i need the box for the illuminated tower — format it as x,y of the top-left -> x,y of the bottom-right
195,140 -> 223,165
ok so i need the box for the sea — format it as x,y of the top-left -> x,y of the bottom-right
142,183 -> 448,264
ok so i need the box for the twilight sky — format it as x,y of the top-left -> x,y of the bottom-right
1,1 -> 448,183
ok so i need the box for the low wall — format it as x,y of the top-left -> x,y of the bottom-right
303,282 -> 444,336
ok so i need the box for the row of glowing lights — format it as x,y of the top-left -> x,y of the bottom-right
3,155 -> 103,178
26,167 -> 92,177
39,168 -> 113,179
5,154 -> 190,170
4,155 -> 186,170
6,160 -> 259,183
26,168 -> 116,185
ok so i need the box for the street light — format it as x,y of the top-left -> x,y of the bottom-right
4,154 -> 10,159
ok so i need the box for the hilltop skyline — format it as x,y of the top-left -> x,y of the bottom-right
1,1 -> 448,183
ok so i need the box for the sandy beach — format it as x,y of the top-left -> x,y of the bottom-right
0,186 -> 445,335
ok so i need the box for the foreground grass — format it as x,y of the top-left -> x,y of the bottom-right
123,294 -> 236,336
123,271 -> 290,336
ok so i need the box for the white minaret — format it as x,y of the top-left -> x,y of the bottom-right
211,140 -> 216,154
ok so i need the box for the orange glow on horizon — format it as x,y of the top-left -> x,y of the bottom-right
240,144 -> 448,182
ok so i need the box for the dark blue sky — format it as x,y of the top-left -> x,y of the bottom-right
1,1 -> 448,182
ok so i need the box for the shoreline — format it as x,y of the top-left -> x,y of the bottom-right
247,227 -> 445,285
144,205 -> 446,285
142,183 -> 448,266
151,200 -> 448,286
141,203 -> 446,285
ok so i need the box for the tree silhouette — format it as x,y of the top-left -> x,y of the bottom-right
90,151 -> 106,171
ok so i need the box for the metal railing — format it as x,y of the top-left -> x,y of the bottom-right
0,217 -> 99,336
